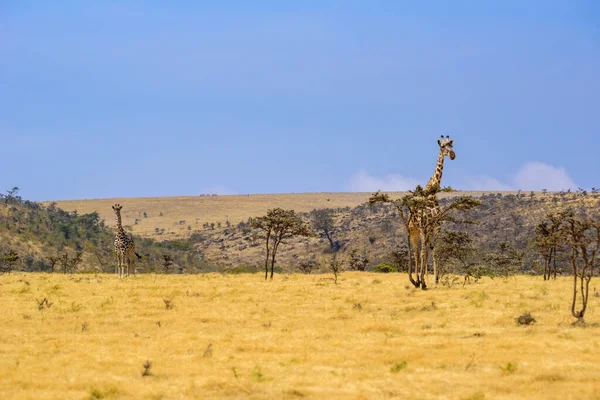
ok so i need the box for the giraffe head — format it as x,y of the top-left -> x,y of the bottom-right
112,204 -> 123,213
437,135 -> 455,160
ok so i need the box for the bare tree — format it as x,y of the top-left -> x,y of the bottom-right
59,251 -> 83,274
251,208 -> 313,280
47,256 -> 59,273
330,255 -> 343,284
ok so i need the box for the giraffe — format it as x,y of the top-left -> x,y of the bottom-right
408,135 -> 455,288
112,204 -> 141,278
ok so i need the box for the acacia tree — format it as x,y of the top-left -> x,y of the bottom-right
484,241 -> 524,279
310,208 -> 338,251
533,212 -> 567,280
435,230 -> 476,281
561,212 -> 600,325
369,186 -> 480,289
59,251 -> 83,274
251,208 -> 313,280
0,249 -> 20,274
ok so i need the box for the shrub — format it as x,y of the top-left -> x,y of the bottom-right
515,312 -> 536,326
225,265 -> 258,274
373,263 -> 397,273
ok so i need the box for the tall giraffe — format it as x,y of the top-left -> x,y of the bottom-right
408,135 -> 455,287
112,204 -> 140,278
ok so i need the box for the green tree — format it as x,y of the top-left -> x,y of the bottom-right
251,208 -> 313,280
310,208 -> 338,250
435,230 -> 476,280
484,242 -> 524,278
533,212 -> 568,280
0,249 -> 20,274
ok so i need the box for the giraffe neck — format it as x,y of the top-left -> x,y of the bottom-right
114,212 -> 126,238
425,149 -> 445,192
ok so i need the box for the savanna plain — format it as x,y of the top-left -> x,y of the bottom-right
1,272 -> 599,400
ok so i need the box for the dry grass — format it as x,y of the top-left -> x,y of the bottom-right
47,191 -> 528,239
1,273 -> 599,399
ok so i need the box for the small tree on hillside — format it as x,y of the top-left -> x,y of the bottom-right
387,242 -> 409,272
348,249 -> 369,271
533,212 -> 568,280
435,230 -> 477,280
162,254 -> 174,274
310,208 -> 339,251
251,208 -> 313,280
0,249 -> 20,274
561,212 -> 600,325
484,242 -> 523,279
59,251 -> 83,274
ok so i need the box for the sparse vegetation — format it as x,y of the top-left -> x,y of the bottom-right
515,312 -> 536,326
0,273 -> 597,399
329,255 -> 344,284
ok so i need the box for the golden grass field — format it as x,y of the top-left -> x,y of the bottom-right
1,272 -> 599,399
48,191 -> 527,239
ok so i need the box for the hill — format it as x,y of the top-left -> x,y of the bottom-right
5,189 -> 598,276
0,191 -> 210,274
41,190 -> 600,275
48,191 -> 530,240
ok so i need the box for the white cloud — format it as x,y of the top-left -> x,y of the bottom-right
464,176 -> 513,191
199,186 -> 235,195
348,170 -> 420,192
350,162 -> 577,192
513,162 -> 577,191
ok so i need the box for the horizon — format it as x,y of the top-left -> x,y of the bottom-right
2,2 -> 599,201
41,189 -> 565,204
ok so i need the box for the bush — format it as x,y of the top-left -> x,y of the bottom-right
515,312 -> 536,326
224,265 -> 258,274
297,259 -> 317,274
348,249 -> 368,271
373,263 -> 397,273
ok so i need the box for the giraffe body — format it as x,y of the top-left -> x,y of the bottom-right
408,136 -> 455,287
112,204 -> 139,278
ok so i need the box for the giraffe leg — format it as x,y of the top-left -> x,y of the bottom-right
409,225 -> 421,287
120,251 -> 125,279
432,225 -> 441,284
419,232 -> 429,289
116,251 -> 123,279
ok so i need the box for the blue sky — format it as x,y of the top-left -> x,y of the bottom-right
1,1 -> 599,200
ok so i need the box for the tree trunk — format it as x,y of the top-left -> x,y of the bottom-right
264,232 -> 271,280
324,230 -> 334,249
552,247 -> 557,279
270,238 -> 280,280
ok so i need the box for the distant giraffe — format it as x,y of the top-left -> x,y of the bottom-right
408,135 -> 455,287
112,204 -> 141,278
